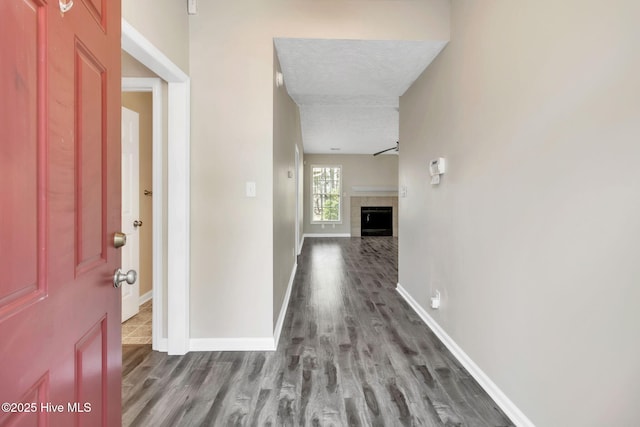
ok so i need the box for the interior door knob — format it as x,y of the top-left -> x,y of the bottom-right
113,269 -> 137,288
133,220 -> 143,228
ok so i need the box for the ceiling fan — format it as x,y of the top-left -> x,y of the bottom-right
373,141 -> 399,156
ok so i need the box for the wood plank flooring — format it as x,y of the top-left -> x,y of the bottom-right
122,237 -> 514,426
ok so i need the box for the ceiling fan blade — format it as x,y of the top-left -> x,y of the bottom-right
373,141 -> 399,156
373,146 -> 396,156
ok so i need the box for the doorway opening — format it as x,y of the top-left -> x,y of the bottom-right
121,86 -> 158,346
121,18 -> 191,355
121,74 -> 162,348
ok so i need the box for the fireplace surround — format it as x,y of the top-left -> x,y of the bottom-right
350,196 -> 398,237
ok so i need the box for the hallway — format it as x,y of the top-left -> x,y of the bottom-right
123,237 -> 512,426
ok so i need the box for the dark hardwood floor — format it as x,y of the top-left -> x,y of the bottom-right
123,237 -> 513,426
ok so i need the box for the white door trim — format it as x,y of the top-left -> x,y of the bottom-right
122,19 -> 191,355
122,78 -> 163,351
295,145 -> 300,257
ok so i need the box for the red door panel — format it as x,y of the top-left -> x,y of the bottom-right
0,0 -> 46,322
75,317 -> 108,426
80,0 -> 106,28
1,0 -> 121,425
6,374 -> 48,427
75,41 -> 107,274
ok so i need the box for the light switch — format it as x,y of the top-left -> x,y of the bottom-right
246,181 -> 256,197
187,0 -> 197,14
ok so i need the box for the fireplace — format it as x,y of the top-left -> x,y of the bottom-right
361,206 -> 393,236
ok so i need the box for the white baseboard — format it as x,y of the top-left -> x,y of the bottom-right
189,337 -> 275,352
303,233 -> 351,238
396,284 -> 534,427
298,236 -> 305,255
273,262 -> 297,349
154,338 -> 168,352
139,290 -> 153,306
187,262 -> 297,353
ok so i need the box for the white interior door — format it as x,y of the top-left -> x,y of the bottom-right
121,107 -> 141,322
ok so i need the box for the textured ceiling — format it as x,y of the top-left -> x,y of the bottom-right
274,38 -> 446,154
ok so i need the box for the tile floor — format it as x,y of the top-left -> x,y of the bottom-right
121,300 -> 152,344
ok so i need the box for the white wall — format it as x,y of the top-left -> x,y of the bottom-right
188,0 -> 450,340
303,154 -> 398,235
273,49 -> 303,327
399,1 -> 640,426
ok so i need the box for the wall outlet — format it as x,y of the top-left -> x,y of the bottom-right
246,181 -> 257,197
431,290 -> 441,309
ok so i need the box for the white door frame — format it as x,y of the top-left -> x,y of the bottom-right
121,78 -> 162,349
295,145 -> 300,255
122,19 -> 191,355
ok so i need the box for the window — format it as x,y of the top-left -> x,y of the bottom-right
311,165 -> 341,223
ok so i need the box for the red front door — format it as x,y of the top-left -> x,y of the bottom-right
1,0 -> 121,425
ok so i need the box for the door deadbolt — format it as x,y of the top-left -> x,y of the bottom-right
114,232 -> 127,248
